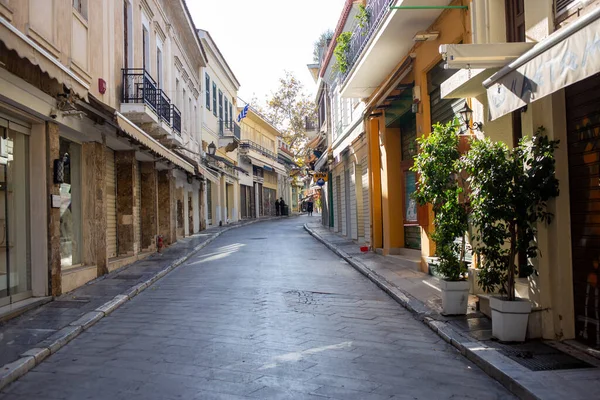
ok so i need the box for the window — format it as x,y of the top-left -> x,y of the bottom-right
156,47 -> 163,87
193,105 -> 197,139
505,0 -> 525,43
59,138 -> 82,268
183,88 -> 187,131
224,98 -> 229,127
73,0 -> 88,19
142,27 -> 150,71
218,90 -> 223,122
205,74 -> 211,110
212,82 -> 217,116
175,79 -> 180,107
188,98 -> 192,134
123,0 -> 133,68
229,102 -> 233,127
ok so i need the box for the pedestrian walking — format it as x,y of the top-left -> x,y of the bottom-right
275,198 -> 280,216
307,199 -> 314,216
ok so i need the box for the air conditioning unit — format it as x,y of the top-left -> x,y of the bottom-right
440,43 -> 535,69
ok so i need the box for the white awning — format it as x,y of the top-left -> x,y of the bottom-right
115,112 -> 194,174
0,16 -> 89,100
484,7 -> 600,120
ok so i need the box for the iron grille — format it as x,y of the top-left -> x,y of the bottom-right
122,68 -> 159,112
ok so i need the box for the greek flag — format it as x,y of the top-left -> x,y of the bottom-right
237,104 -> 249,122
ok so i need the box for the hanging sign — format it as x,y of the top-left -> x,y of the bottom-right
314,172 -> 328,182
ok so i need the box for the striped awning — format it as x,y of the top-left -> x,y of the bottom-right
115,112 -> 194,174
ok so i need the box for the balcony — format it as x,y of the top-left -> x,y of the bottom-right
239,140 -> 278,161
340,0 -> 452,98
218,119 -> 241,150
121,68 -> 179,142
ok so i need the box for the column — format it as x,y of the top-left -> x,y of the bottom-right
381,126 -> 404,254
254,182 -> 260,218
46,122 -> 61,296
82,141 -> 108,277
140,162 -> 158,251
232,182 -> 240,222
158,169 -> 176,245
176,187 -> 185,239
115,151 -> 136,256
368,117 -> 383,249
220,174 -> 227,224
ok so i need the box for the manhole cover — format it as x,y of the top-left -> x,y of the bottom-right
47,300 -> 90,309
112,274 -> 143,280
486,340 -> 596,371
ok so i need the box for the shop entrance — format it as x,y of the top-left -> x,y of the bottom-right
0,125 -> 31,306
567,72 -> 600,348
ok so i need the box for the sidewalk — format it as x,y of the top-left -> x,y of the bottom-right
304,220 -> 600,400
0,216 -> 283,390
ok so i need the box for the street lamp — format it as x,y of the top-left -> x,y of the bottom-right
207,141 -> 216,156
458,101 -> 483,132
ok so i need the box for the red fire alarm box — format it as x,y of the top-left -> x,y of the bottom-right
98,78 -> 107,94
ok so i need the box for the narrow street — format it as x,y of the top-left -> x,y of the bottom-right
0,217 -> 512,400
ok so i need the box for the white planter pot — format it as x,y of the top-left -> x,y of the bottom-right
440,279 -> 470,315
490,296 -> 532,342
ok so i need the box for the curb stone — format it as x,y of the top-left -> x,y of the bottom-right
0,216 -> 281,392
304,223 -> 539,400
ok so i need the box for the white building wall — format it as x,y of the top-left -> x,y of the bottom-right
361,155 -> 370,245
349,162 -> 358,240
340,169 -> 346,236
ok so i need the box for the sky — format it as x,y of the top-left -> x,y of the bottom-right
187,0 -> 345,106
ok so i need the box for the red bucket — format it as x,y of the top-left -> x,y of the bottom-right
360,246 -> 369,253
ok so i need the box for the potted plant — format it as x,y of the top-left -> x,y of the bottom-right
412,120 -> 470,315
355,3 -> 370,34
464,129 -> 560,342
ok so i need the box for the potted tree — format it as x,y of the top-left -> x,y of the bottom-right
465,129 -> 560,342
412,121 -> 470,315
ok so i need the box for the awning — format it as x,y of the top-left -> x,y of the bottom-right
263,165 -> 274,172
0,16 -> 89,100
484,7 -> 600,120
234,165 -> 249,175
115,112 -> 194,174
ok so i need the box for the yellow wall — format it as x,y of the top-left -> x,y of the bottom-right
240,109 -> 280,154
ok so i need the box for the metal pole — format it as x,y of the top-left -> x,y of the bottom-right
390,6 -> 468,10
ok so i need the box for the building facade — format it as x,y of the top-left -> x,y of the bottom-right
197,29 -> 241,227
0,0 -> 208,306
238,107 -> 287,217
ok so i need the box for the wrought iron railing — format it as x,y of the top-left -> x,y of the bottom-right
222,121 -> 241,140
240,140 -> 278,161
172,105 -> 181,135
219,119 -> 224,136
158,89 -> 171,124
341,0 -> 395,83
122,68 -> 159,111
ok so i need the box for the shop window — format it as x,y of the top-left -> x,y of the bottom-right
59,138 -> 82,269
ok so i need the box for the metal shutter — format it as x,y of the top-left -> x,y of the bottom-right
556,0 -> 579,16
135,161 -> 141,252
105,148 -> 117,258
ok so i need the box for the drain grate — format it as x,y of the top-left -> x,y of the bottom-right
485,340 -> 596,371
47,300 -> 90,309
112,274 -> 143,280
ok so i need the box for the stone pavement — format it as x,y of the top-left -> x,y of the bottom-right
304,218 -> 600,400
0,216 -> 513,399
0,216 -> 280,387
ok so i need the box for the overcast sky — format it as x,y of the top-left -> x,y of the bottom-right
187,0 -> 345,106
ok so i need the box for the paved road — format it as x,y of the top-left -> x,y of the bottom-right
0,217 -> 513,400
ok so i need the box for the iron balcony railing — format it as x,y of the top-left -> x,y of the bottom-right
122,68 -> 159,111
171,104 -> 181,135
240,140 -> 278,161
158,89 -> 171,124
221,120 -> 241,141
341,0 -> 395,83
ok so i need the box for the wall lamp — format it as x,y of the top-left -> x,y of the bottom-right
458,102 -> 483,132
207,141 -> 216,156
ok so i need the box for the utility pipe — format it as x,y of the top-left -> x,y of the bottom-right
390,6 -> 468,9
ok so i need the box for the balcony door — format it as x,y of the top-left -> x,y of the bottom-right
0,126 -> 31,306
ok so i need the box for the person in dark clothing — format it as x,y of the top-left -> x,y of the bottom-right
307,199 -> 314,216
275,198 -> 280,216
279,197 -> 286,216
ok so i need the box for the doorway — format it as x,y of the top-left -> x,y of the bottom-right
0,126 -> 31,306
